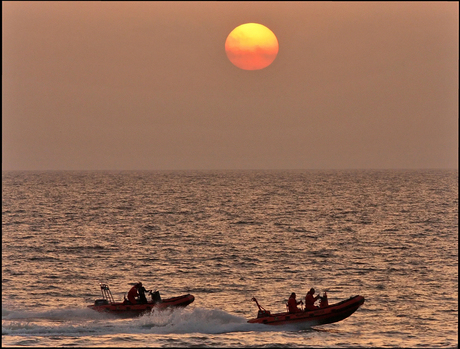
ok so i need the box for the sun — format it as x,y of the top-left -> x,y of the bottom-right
225,23 -> 279,71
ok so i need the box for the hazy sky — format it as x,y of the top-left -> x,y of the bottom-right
3,1 -> 458,171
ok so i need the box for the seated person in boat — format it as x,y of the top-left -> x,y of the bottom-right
319,292 -> 328,307
287,292 -> 303,313
304,288 -> 320,310
127,283 -> 140,304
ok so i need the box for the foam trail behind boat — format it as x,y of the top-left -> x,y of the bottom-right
2,306 -> 280,337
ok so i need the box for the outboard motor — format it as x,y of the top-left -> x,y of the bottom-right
257,309 -> 271,318
252,297 -> 270,318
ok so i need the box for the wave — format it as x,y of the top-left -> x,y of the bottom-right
2,306 -> 110,321
2,307 -> 274,337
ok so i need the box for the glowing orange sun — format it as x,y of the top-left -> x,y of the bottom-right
225,23 -> 279,71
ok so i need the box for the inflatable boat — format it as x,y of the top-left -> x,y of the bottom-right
248,295 -> 364,327
88,283 -> 194,317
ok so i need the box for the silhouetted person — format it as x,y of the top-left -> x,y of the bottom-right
305,288 -> 320,310
127,283 -> 139,304
137,282 -> 148,304
287,292 -> 302,313
319,292 -> 329,308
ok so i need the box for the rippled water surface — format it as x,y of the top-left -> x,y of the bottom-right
2,170 -> 458,347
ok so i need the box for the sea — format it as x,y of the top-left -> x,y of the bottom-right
2,170 -> 458,348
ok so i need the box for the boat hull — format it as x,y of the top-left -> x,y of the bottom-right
248,295 -> 364,327
88,294 -> 194,317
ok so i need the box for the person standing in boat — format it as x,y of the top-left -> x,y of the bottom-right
287,292 -> 302,313
137,282 -> 149,304
304,288 -> 320,310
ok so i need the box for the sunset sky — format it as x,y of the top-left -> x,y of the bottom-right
2,1 -> 458,171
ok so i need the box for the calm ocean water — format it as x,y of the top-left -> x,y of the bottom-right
2,170 -> 458,348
